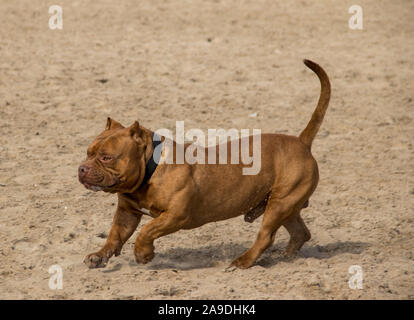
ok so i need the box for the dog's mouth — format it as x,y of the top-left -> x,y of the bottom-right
82,180 -> 118,192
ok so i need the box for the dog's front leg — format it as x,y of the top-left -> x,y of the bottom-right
134,211 -> 189,264
84,207 -> 142,268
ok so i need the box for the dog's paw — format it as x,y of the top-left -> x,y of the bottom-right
84,252 -> 109,268
230,255 -> 255,269
223,265 -> 238,273
134,244 -> 154,264
282,249 -> 297,259
282,248 -> 303,261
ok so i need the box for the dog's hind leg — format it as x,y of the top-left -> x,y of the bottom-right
231,197 -> 293,269
282,210 -> 311,257
230,182 -> 312,269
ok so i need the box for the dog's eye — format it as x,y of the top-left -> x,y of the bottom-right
100,155 -> 113,162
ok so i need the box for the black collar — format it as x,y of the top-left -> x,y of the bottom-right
141,133 -> 162,186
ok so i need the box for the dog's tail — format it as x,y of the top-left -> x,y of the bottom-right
299,59 -> 331,149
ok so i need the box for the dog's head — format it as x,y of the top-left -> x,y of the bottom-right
78,118 -> 152,193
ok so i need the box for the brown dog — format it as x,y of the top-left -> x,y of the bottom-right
79,59 -> 330,269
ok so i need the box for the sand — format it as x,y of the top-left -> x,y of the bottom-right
0,0 -> 413,299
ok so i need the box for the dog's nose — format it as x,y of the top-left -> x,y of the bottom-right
78,165 -> 90,178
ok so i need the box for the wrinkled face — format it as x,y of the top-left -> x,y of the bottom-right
78,118 -> 147,193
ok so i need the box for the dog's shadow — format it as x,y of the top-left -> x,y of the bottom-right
144,241 -> 371,270
258,241 -> 371,268
139,243 -> 248,270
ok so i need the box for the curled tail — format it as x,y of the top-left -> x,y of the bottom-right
299,59 -> 331,149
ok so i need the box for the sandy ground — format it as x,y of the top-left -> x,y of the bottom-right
0,0 -> 413,300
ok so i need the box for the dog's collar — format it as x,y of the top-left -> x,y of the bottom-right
141,133 -> 162,186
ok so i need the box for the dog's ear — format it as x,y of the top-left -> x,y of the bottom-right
128,121 -> 142,143
106,117 -> 124,130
